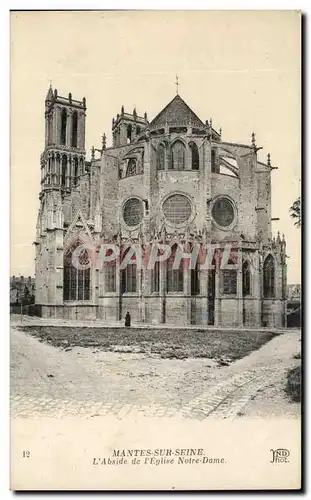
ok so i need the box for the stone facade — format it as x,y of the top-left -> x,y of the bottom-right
35,87 -> 287,327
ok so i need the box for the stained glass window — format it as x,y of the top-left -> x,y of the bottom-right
166,245 -> 183,292
263,255 -> 275,297
212,197 -> 235,228
163,194 -> 191,224
126,158 -> 136,177
170,141 -> 186,170
63,245 -> 91,301
222,265 -> 237,295
121,264 -> 137,293
123,198 -> 144,227
104,263 -> 116,293
190,142 -> 199,170
157,144 -> 165,170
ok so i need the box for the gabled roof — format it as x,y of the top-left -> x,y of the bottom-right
149,94 -> 205,129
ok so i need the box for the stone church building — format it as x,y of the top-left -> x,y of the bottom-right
35,85 -> 287,327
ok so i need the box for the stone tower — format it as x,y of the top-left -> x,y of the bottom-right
42,85 -> 86,192
35,85 -> 87,315
112,105 -> 148,146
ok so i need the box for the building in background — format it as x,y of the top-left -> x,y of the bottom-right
34,85 -> 287,327
10,276 -> 35,305
287,284 -> 301,327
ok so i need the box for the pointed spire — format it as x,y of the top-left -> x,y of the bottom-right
281,233 -> 286,254
251,132 -> 256,148
144,111 -> 148,121
133,107 -> 137,120
112,117 -> 115,126
46,83 -> 53,101
102,133 -> 106,151
267,153 -> 271,167
121,105 -> 124,116
94,197 -> 102,233
277,231 -> 281,244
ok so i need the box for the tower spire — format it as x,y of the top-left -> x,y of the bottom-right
46,82 -> 53,101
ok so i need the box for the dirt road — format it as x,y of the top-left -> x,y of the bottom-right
11,326 -> 301,420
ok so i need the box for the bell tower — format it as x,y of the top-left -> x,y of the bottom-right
35,86 -> 87,314
40,85 -> 87,196
112,105 -> 148,146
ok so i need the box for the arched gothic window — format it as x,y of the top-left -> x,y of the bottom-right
61,156 -> 67,187
63,242 -> 91,301
71,111 -> 78,147
60,109 -> 67,145
48,116 -> 53,144
151,261 -> 160,293
157,144 -> 165,170
127,124 -> 132,143
170,141 -> 186,170
104,252 -> 116,293
263,255 -> 275,297
73,157 -> 79,186
126,158 -> 137,177
189,142 -> 199,170
120,248 -> 137,293
167,244 -> 183,292
222,258 -> 237,295
243,260 -> 251,296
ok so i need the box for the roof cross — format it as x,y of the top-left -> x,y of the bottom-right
175,74 -> 179,95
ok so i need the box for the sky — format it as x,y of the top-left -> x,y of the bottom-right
10,10 -> 301,283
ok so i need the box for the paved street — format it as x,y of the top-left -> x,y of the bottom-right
11,326 -> 301,420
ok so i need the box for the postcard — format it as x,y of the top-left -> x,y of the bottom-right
10,10 -> 301,490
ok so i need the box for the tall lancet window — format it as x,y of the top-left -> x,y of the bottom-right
189,142 -> 199,170
63,241 -> 91,301
222,258 -> 237,295
170,141 -> 186,170
73,157 -> 79,186
71,111 -> 78,147
167,244 -> 184,292
61,156 -> 67,187
120,248 -> 137,293
263,255 -> 275,298
60,109 -> 67,145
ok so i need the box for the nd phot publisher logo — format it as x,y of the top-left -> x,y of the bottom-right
270,449 -> 290,464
